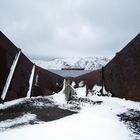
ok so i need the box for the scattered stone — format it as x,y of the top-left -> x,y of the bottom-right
117,109 -> 140,137
0,96 -> 102,131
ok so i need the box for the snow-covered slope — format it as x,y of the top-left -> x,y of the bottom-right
32,57 -> 110,70
0,84 -> 140,140
0,91 -> 140,140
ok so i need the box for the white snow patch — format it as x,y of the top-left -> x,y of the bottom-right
0,98 -> 136,140
0,98 -> 26,109
52,79 -> 67,105
78,81 -> 84,87
52,93 -> 66,105
76,86 -> 87,97
27,65 -> 35,98
71,81 -> 76,87
0,82 -> 140,140
0,113 -> 36,131
32,57 -> 109,70
93,84 -> 102,91
90,95 -> 140,111
1,51 -> 21,100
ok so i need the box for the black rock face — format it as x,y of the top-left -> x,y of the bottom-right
75,69 -> 102,90
31,66 -> 64,97
0,31 -> 64,103
0,46 -> 9,96
72,33 -> 140,101
104,33 -> 140,101
0,32 -> 19,100
5,52 -> 33,101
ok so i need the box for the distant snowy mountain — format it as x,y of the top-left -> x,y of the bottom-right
32,57 -> 110,70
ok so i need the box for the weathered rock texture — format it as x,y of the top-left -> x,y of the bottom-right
104,33 -> 140,101
0,31 -> 63,102
75,69 -> 102,90
73,33 -> 140,101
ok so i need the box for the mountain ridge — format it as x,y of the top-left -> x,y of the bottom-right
32,57 -> 110,70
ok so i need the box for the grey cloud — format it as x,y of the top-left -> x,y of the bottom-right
0,0 -> 140,58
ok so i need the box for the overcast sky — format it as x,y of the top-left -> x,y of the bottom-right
0,0 -> 140,59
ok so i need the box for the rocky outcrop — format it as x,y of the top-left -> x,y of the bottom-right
75,69 -> 102,90
104,33 -> 140,101
0,31 -> 64,103
72,33 -> 140,101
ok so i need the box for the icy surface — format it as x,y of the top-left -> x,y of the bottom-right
1,51 -> 21,100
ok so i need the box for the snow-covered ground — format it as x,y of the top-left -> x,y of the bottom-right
32,57 -> 110,70
0,86 -> 140,140
0,113 -> 36,132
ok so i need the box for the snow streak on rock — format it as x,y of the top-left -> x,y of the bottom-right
1,51 -> 21,100
27,65 -> 35,98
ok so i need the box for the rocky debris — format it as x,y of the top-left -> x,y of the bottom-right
0,96 -> 102,131
0,97 -> 76,131
68,96 -> 102,105
63,96 -> 102,111
117,109 -> 140,138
